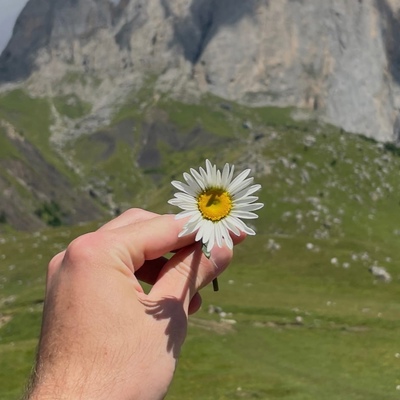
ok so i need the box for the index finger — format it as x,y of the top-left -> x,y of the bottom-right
113,214 -> 195,271
97,208 -> 160,231
49,209 -> 161,271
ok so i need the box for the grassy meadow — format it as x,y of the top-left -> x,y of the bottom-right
1,91 -> 400,399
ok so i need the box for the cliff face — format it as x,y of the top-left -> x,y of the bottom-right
1,0 -> 400,142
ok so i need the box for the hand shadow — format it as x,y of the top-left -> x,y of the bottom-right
140,245 -> 202,359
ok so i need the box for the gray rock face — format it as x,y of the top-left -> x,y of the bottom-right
1,0 -> 400,141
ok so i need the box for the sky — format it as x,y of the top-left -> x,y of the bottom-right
0,0 -> 29,55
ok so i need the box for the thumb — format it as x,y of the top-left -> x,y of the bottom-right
149,242 -> 232,309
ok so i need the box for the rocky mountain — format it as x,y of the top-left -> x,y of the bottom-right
1,0 -> 400,142
2,0 -> 400,231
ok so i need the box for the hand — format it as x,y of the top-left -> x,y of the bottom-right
27,209 -> 244,400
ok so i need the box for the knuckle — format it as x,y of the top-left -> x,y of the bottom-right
121,208 -> 141,218
49,252 -> 64,270
121,208 -> 147,220
64,231 -> 114,265
47,251 -> 65,281
48,251 -> 63,271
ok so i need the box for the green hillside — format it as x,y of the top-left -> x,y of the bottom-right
0,88 -> 400,399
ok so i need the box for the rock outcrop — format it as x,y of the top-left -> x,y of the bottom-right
1,0 -> 400,142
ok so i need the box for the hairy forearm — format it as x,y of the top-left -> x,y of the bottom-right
23,338 -> 172,400
24,366 -> 114,400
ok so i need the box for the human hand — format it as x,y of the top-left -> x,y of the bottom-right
27,209 -> 244,400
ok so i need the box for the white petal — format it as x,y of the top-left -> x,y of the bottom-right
223,228 -> 233,249
233,184 -> 261,200
199,221 -> 211,244
225,216 -> 243,232
239,223 -> 256,235
216,169 -> 222,186
198,166 -> 207,182
179,218 -> 200,239
168,198 -> 185,207
168,198 -> 196,210
178,224 -> 194,237
218,222 -> 232,249
243,226 -> 256,235
205,159 -> 213,176
173,192 -> 196,202
228,216 -> 256,235
188,210 -> 203,226
206,226 -> 215,252
221,163 -> 231,187
228,164 -> 235,184
190,168 -> 206,190
199,220 -> 214,242
174,210 -> 198,220
168,198 -> 179,206
233,202 -> 264,212
208,220 -> 216,239
171,180 -> 191,194
234,196 -> 259,204
183,215 -> 202,230
229,169 -> 250,186
206,160 -> 218,186
195,224 -> 205,242
229,174 -> 253,194
183,173 -> 202,194
222,217 -> 241,236
231,210 -> 259,219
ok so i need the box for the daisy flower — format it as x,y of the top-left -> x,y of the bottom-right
168,159 -> 263,253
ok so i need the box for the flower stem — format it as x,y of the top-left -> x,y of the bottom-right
212,278 -> 219,291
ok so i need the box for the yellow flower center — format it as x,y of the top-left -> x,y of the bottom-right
197,188 -> 232,221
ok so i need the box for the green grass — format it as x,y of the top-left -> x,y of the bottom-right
0,90 -> 51,146
0,340 -> 36,399
0,127 -> 22,159
0,89 -> 78,182
1,224 -> 399,399
64,131 -> 148,209
1,93 -> 400,398
166,232 -> 400,399
159,97 -> 235,138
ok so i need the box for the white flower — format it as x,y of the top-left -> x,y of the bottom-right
168,160 -> 263,252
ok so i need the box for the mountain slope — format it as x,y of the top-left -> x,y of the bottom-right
0,89 -> 105,230
1,106 -> 400,398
